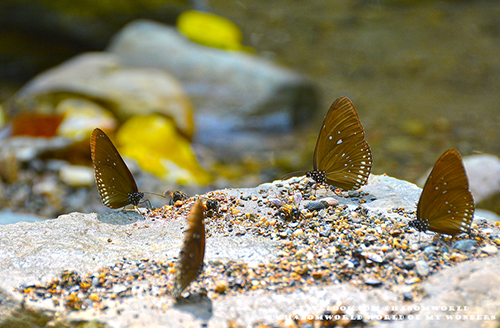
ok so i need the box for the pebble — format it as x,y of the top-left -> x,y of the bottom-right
319,197 -> 339,207
450,252 -> 468,261
319,227 -> 332,238
415,260 -> 430,277
480,245 -> 498,255
348,190 -> 360,198
405,277 -> 421,285
452,240 -> 478,252
292,229 -> 304,238
305,201 -> 326,211
403,291 -> 414,301
364,278 -> 383,286
311,271 -> 325,280
423,246 -> 437,254
402,260 -> 415,270
214,281 -> 229,294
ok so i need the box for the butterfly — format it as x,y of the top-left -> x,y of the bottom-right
409,149 -> 475,236
284,96 -> 372,190
172,200 -> 206,298
90,128 -> 149,209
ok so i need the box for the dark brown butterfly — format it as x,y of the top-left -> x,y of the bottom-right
90,128 -> 147,209
409,149 -> 475,236
284,96 -> 372,190
172,200 -> 206,298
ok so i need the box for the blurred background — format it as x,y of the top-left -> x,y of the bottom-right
1,0 -> 500,220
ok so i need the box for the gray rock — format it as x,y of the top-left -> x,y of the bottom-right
415,260 -> 430,277
305,200 -> 326,211
452,240 -> 478,252
107,20 -> 319,152
0,174 -> 498,327
8,52 -> 194,138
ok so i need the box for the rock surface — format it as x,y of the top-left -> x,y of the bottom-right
0,174 -> 499,327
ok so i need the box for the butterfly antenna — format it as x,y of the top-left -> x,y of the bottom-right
143,191 -> 169,199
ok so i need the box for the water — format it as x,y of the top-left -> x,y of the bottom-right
211,0 -> 500,183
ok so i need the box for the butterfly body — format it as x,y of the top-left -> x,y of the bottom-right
409,149 -> 474,236
173,200 -> 206,298
90,128 -> 146,209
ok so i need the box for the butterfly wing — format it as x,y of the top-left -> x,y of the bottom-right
90,128 -> 140,209
173,200 -> 206,298
313,97 -> 372,190
416,149 -> 474,236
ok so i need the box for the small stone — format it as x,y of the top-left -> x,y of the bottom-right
279,231 -> 288,239
319,227 -> 332,238
404,277 -> 421,285
423,246 -> 437,254
364,278 -> 383,286
348,190 -> 360,197
319,197 -> 339,208
214,281 -> 228,294
292,229 -> 304,238
305,201 -> 326,211
295,249 -> 306,258
450,252 -> 468,262
362,252 -> 384,263
480,245 -> 498,255
415,260 -> 430,277
311,271 -> 325,280
89,293 -> 100,302
402,260 -> 415,270
452,240 -> 478,252
294,265 -> 308,275
403,291 -> 414,301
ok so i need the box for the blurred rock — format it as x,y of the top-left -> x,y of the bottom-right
107,19 -> 319,152
116,114 -> 212,185
59,164 -> 94,187
55,98 -> 117,142
7,52 -> 194,139
0,137 -> 71,163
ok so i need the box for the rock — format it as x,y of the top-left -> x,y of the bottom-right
59,164 -> 94,187
452,240 -> 478,252
348,190 -> 360,198
462,154 -> 500,203
305,201 -> 326,211
364,278 -> 383,286
415,260 -> 430,277
107,20 -> 319,152
319,197 -> 339,208
480,245 -> 498,255
401,259 -> 415,270
402,291 -> 413,301
8,52 -> 194,139
55,98 -> 118,142
1,174 -> 499,327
